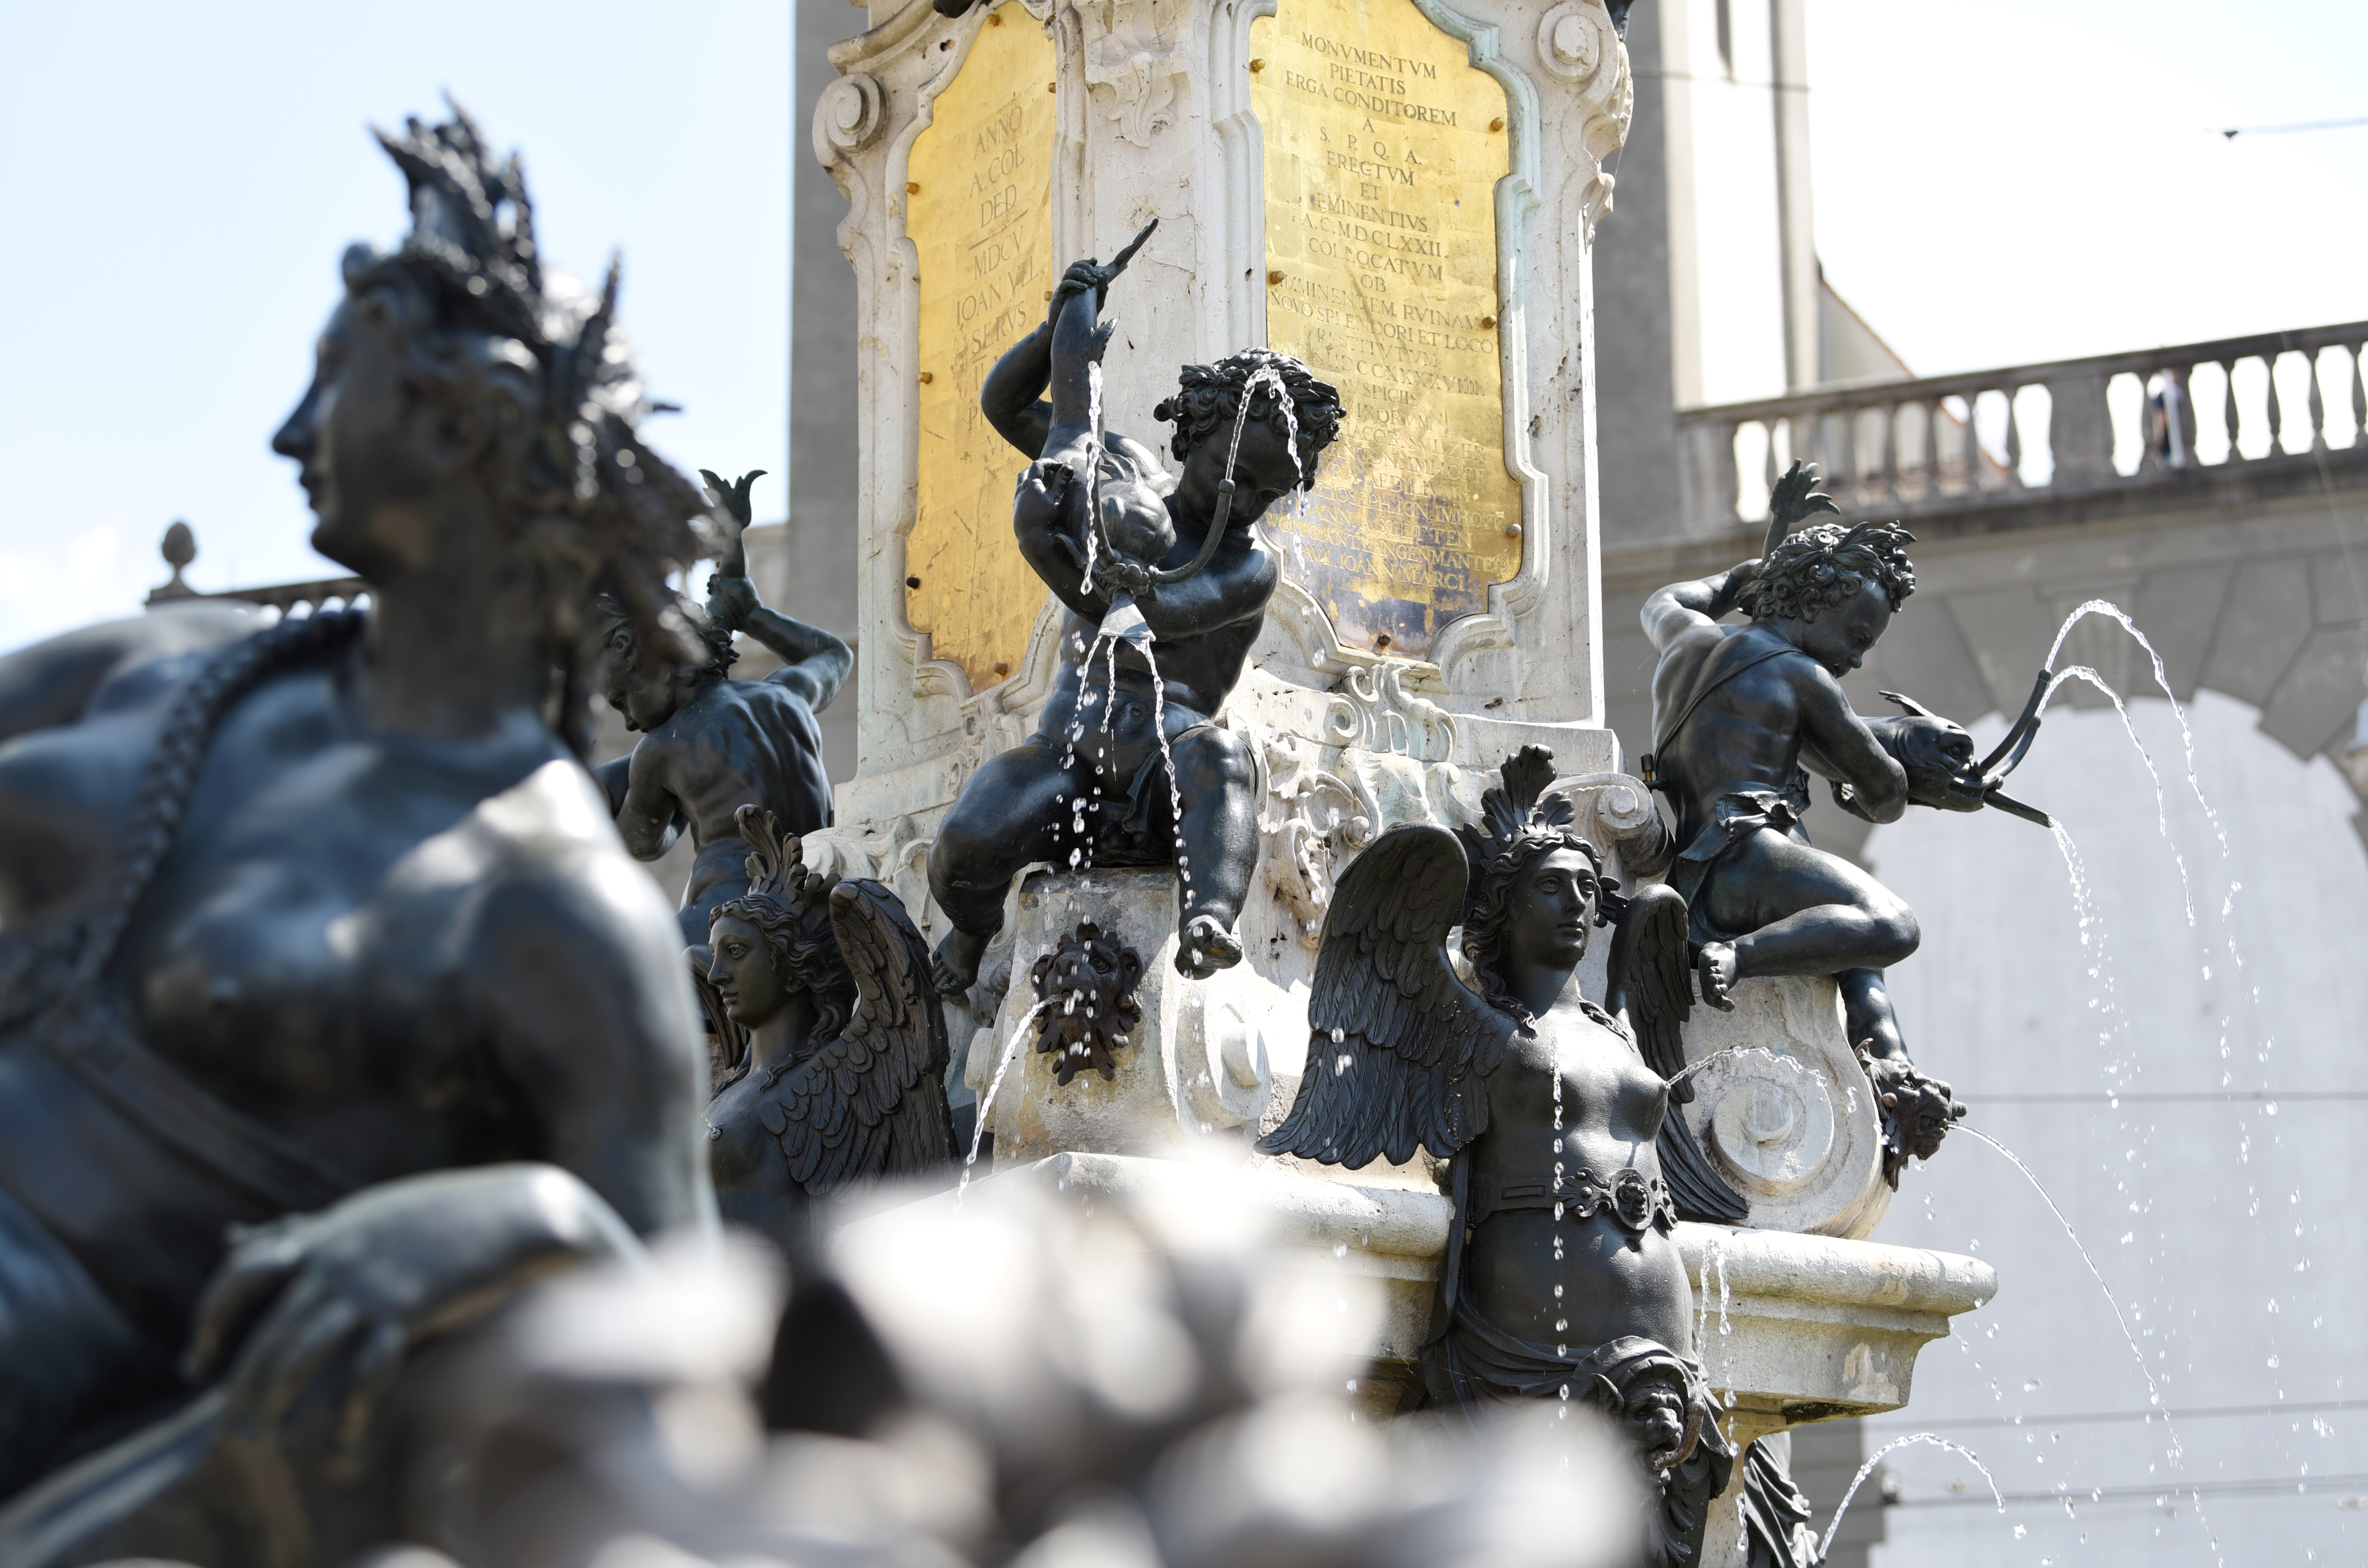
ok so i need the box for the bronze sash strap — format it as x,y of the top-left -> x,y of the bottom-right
1468,1165 -> 1678,1236
34,1001 -> 355,1215
0,613 -> 369,1258
1642,633 -> 1812,788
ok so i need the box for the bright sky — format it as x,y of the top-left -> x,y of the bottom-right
0,2 -> 790,650
1808,0 -> 2368,374
0,2 -> 2360,653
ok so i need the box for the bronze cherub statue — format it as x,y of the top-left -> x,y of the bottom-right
703,807 -> 956,1241
926,229 -> 1345,993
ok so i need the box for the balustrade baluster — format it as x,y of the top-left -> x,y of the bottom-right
1881,400 -> 1904,503
2308,350 -> 2327,452
2264,358 -> 2284,458
1929,399 -> 1947,497
1836,407 -> 1857,509
1941,395 -> 1960,495
2220,359 -> 2240,462
1765,423 -> 1781,499
2002,388 -> 2022,487
2339,341 -> 2358,445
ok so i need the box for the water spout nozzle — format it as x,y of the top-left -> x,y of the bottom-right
1099,593 -> 1154,647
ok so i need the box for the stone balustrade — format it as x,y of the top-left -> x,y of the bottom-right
144,523 -> 367,620
1676,320 -> 2368,538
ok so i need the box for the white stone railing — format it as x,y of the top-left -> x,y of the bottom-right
1676,320 -> 2368,532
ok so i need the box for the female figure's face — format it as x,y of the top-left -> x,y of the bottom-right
708,915 -> 788,1027
1501,846 -> 1598,974
272,283 -> 521,580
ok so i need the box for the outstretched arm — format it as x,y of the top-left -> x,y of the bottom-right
980,321 -> 1054,459
1793,663 -> 1910,823
985,256 -> 1143,460
614,744 -> 688,861
1010,279 -> 1125,618
1640,563 -> 1756,651
707,574 -> 850,710
1037,268 -> 1110,476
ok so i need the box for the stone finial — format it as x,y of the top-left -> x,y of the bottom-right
149,520 -> 198,603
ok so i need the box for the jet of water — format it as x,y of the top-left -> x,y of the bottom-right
1959,1125 -> 2223,1563
2042,599 -> 2226,859
2036,665 -> 2195,925
958,1000 -> 1052,1203
1663,1043 -> 1825,1095
1138,640 -> 1195,930
1818,1433 -> 2003,1557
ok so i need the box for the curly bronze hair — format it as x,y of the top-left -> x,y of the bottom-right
1735,520 -> 1917,624
1153,349 -> 1345,489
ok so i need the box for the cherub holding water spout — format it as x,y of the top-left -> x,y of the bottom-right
1639,464 -> 1974,1179
927,228 -> 1344,992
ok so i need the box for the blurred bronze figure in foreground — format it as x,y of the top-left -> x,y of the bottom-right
0,104 -> 713,1506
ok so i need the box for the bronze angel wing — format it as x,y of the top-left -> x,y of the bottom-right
762,879 -> 956,1196
1260,824 -> 1518,1169
1604,882 -> 1748,1225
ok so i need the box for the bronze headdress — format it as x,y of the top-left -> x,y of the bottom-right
1456,747 -> 1618,1014
711,806 -> 853,1075
359,102 -> 713,748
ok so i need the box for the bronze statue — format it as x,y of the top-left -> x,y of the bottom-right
1254,747 -> 1857,1564
0,106 -> 714,1503
1639,463 -> 1966,1180
927,245 -> 1344,993
1261,748 -> 1742,1565
1028,919 -> 1144,1085
591,468 -> 851,946
705,806 -> 955,1239
0,1164 -> 644,1567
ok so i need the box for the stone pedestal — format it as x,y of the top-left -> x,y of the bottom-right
799,0 -> 1645,980
902,1149 -> 1994,1441
1674,975 -> 1893,1239
971,867 -> 1277,1164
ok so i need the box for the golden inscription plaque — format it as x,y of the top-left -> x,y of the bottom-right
906,14 -> 1058,691
1250,0 -> 1516,659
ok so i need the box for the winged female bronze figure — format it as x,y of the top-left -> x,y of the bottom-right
703,807 -> 956,1242
1260,747 -> 1754,1567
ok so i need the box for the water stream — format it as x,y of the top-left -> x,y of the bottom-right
2043,599 -> 2227,858
1960,1125 -> 2221,1560
958,999 -> 1051,1203
1819,1433 -> 2005,1557
2037,665 -> 2195,925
